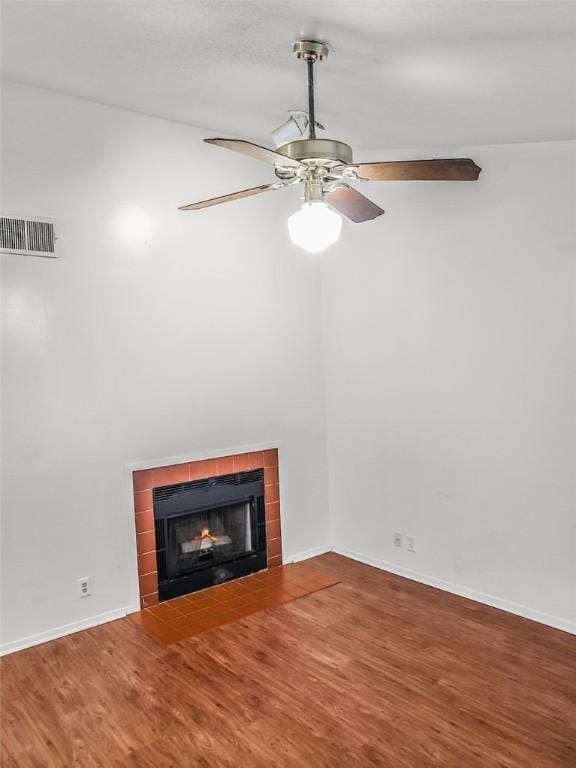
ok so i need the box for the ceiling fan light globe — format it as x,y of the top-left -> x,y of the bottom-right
287,202 -> 342,253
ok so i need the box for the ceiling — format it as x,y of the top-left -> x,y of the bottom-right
2,1 -> 575,150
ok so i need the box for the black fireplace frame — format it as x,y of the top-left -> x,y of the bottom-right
154,469 -> 267,601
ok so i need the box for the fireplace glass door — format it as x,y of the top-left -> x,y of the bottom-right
154,469 -> 267,600
166,501 -> 255,580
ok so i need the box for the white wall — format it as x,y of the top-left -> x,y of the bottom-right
2,82 -> 574,652
1,82 -> 330,651
321,140 -> 576,632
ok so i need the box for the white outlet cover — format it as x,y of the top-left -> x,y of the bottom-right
393,531 -> 403,547
77,576 -> 92,598
407,535 -> 416,553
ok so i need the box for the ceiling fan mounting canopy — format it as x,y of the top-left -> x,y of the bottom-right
178,39 -> 482,234
292,39 -> 329,62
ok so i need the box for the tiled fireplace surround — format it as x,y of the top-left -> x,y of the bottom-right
132,449 -> 282,608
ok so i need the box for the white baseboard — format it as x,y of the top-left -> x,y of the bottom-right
286,545 -> 332,563
0,547 -> 331,656
332,545 -> 576,637
5,545 -> 571,655
0,607 -> 129,656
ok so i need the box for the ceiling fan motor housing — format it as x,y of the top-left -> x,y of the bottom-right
276,138 -> 353,165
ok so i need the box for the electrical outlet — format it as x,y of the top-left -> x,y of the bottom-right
77,577 -> 92,598
407,534 -> 416,553
393,531 -> 403,548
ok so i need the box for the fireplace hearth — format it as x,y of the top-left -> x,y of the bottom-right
154,469 -> 267,601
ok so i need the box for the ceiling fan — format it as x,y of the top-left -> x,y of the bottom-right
179,40 -> 481,253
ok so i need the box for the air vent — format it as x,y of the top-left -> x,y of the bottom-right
0,215 -> 57,258
154,470 -> 264,504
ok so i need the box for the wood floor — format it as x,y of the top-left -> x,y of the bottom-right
1,553 -> 575,767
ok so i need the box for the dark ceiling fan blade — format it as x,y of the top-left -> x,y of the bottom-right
204,138 -> 304,168
178,183 -> 284,211
326,185 -> 385,223
353,158 -> 481,182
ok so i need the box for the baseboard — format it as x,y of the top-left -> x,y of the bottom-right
0,607 -> 129,656
286,545 -> 333,563
0,548 -> 331,655
332,545 -> 576,637
6,545 -> 569,654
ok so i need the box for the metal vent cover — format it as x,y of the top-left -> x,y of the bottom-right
153,469 -> 264,504
0,215 -> 57,257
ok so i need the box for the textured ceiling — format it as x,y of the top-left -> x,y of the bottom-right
2,1 -> 575,149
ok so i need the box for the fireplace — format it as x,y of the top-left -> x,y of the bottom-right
133,449 -> 282,607
154,470 -> 267,600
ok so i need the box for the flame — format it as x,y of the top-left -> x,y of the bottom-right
197,527 -> 219,542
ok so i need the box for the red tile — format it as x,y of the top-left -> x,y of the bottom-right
133,470 -> 153,492
210,589 -> 235,604
264,465 -> 279,485
263,449 -> 278,468
138,551 -> 157,576
246,451 -> 264,470
227,580 -> 254,595
132,610 -> 164,630
166,614 -> 197,631
217,455 -> 234,475
139,572 -> 158,597
136,530 -> 156,555
233,593 -> 259,609
132,611 -> 174,642
167,596 -> 195,612
150,624 -> 185,645
184,592 -> 213,605
152,463 -> 189,487
265,501 -> 280,522
132,567 -> 339,643
193,595 -> 219,608
266,519 -> 281,541
147,603 -> 181,621
135,509 -> 154,535
204,457 -> 220,476
217,582 -> 240,595
284,583 -> 310,598
219,581 -> 248,597
134,489 -> 153,514
232,453 -> 251,472
251,570 -> 272,582
265,483 -> 279,504
189,458 -> 218,481
141,592 -> 159,608
174,600 -> 204,616
267,537 -> 282,559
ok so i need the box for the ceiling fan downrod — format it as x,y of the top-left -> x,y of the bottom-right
292,40 -> 329,140
307,59 -> 316,139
